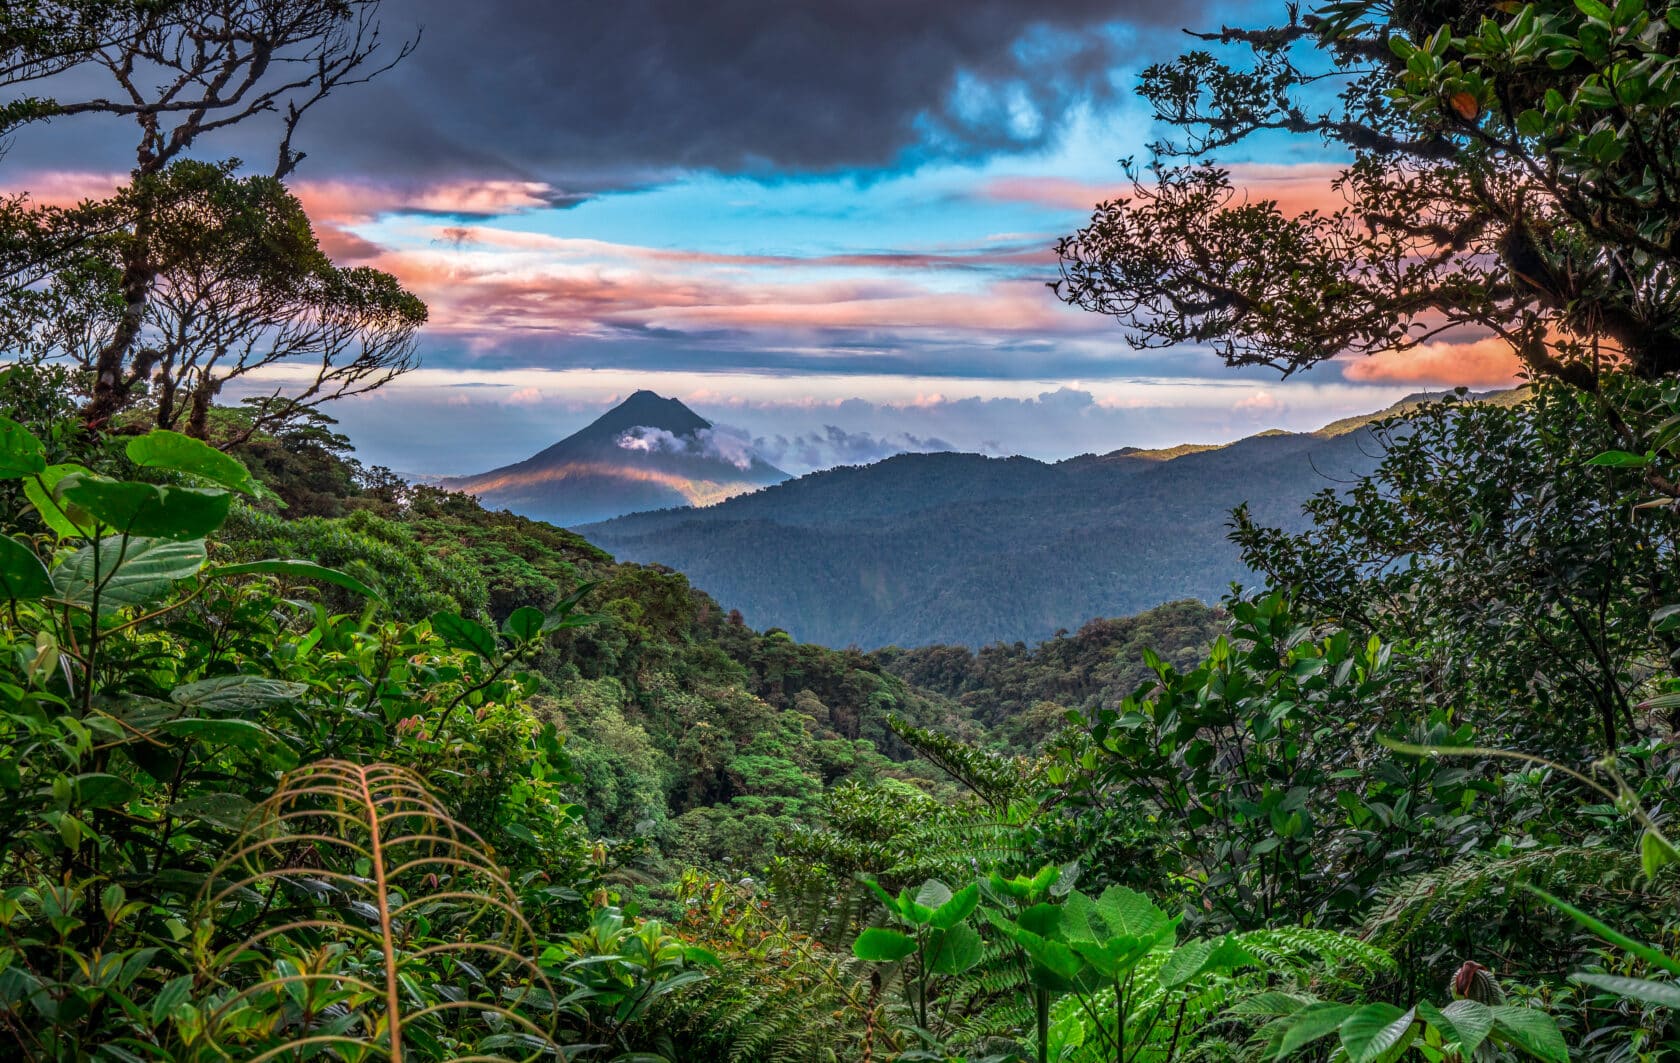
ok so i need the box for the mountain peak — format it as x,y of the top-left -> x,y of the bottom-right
440,389 -> 786,527
574,390 -> 712,443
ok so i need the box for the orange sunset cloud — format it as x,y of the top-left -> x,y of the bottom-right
1342,336 -> 1524,387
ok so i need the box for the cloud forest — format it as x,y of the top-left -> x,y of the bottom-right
5,1 -> 1680,1061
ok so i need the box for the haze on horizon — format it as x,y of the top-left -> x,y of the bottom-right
4,0 -> 1523,476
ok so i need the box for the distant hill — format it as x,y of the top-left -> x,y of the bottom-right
441,390 -> 787,526
579,392 -> 1516,648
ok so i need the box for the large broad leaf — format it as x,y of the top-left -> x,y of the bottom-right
1071,935 -> 1152,980
927,923 -> 983,975
914,879 -> 954,912
0,535 -> 51,601
72,772 -> 138,809
126,430 -> 256,495
852,927 -> 916,963
1059,889 -> 1099,942
0,415 -> 45,478
432,611 -> 498,661
169,792 -> 257,832
170,676 -> 308,716
929,882 -> 979,930
210,559 -> 381,600
52,536 -> 207,613
1159,939 -> 1213,988
1094,885 -> 1173,942
1488,1005 -> 1569,1063
502,605 -> 546,641
1274,1002 -> 1358,1059
157,718 -> 296,768
59,478 -> 230,540
24,464 -> 96,538
1443,999 -> 1495,1055
1419,999 -> 1493,1057
1338,1004 -> 1416,1063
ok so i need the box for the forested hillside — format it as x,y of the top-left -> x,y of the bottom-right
215,401 -> 973,873
875,599 -> 1228,748
584,407 -> 1401,646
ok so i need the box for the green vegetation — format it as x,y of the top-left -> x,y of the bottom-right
11,0 -> 1680,1060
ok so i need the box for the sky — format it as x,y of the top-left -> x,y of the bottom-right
5,0 -> 1523,476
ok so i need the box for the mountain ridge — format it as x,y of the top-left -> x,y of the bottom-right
579,390 -> 1519,648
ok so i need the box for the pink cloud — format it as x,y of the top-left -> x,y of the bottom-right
1342,337 -> 1523,387
423,224 -> 1053,272
0,170 -> 124,207
290,179 -> 563,225
981,163 -> 1349,218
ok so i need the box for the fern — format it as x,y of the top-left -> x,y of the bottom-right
1361,845 -> 1649,949
190,759 -> 560,1062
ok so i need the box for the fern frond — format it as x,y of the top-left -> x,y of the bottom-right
193,759 -> 559,1062
1361,845 -> 1648,949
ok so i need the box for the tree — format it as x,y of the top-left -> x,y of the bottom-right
0,0 -> 417,431
25,162 -> 424,438
1055,0 -> 1680,392
1232,384 -> 1675,753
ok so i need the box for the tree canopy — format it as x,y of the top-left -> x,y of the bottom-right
1056,0 -> 1680,391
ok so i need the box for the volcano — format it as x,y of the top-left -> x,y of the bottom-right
441,391 -> 787,526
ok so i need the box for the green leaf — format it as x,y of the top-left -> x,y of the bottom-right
914,879 -> 953,910
73,773 -> 138,809
157,718 -> 295,767
169,792 -> 257,832
1160,936 -> 1255,988
1159,939 -> 1213,988
860,875 -> 900,916
1488,1005 -> 1568,1062
503,605 -> 547,641
1641,829 -> 1679,880
1071,935 -> 1152,980
432,611 -> 498,661
1572,973 -> 1680,1008
1094,884 -> 1173,941
59,479 -> 230,540
1339,1004 -> 1416,1063
150,976 -> 193,1025
0,416 -> 45,478
210,559 -> 381,600
1421,999 -> 1492,1055
170,676 -> 308,716
1274,1002 -> 1358,1059
927,923 -> 983,975
127,431 -> 256,495
26,464 -> 96,538
852,927 -> 916,963
929,883 -> 978,929
52,537 -> 207,613
1585,449 -> 1649,467
0,535 -> 51,601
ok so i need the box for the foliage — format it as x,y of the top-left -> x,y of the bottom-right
1233,383 -> 1674,754
1055,0 -> 1680,391
0,416 -> 686,1059
1,0 -> 420,434
847,865 -> 1397,1063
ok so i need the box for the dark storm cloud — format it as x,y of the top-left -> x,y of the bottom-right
288,0 -> 1208,183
